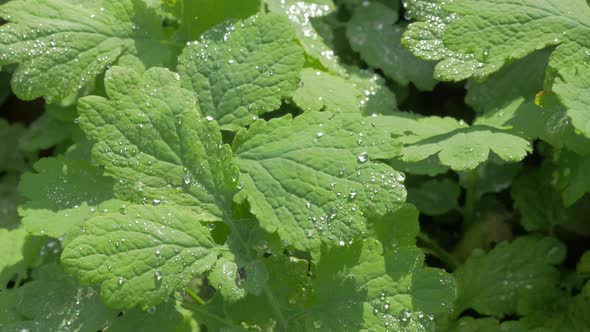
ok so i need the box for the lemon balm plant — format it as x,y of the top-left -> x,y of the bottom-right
0,0 -> 589,331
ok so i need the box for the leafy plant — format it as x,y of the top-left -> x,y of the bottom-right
1,0 -> 589,331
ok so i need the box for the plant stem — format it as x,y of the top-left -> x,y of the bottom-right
417,232 -> 461,271
462,170 -> 479,229
185,286 -> 206,305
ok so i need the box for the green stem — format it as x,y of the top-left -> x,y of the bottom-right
417,232 -> 461,271
462,170 -> 479,229
185,286 -> 206,305
184,302 -> 235,327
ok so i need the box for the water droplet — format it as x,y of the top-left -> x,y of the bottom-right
154,269 -> 164,281
206,115 -> 214,121
316,131 -> 324,138
357,152 -> 368,163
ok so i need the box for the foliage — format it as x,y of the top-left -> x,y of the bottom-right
0,0 -> 589,331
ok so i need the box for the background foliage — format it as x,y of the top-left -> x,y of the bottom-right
0,0 -> 589,331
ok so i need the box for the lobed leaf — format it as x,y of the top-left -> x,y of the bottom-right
266,0 -> 346,75
178,14 -> 304,130
233,112 -> 406,254
0,264 -> 116,331
346,2 -> 437,90
404,0 -> 590,138
0,0 -> 175,102
454,236 -> 566,317
62,205 -> 219,309
379,113 -> 532,171
18,156 -> 119,238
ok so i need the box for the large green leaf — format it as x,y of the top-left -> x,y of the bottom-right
178,14 -> 304,130
266,0 -> 345,75
62,205 -> 220,309
404,0 -> 590,138
0,264 -> 117,331
305,238 -> 455,331
61,66 -> 249,308
18,156 -> 119,238
454,236 -> 565,317
233,112 -> 406,255
0,0 -> 175,102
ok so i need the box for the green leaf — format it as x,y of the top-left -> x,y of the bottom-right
291,68 -> 397,115
199,255 -> 311,330
408,0 -> 590,138
448,317 -> 533,332
108,302 -> 197,332
402,126 -> 531,171
511,166 -> 568,232
402,0 -> 502,81
458,162 -> 521,200
0,173 -> 24,229
233,112 -> 406,254
389,156 -> 449,176
177,14 -> 304,130
192,207 -> 455,330
454,236 -> 566,317
553,64 -> 590,138
347,69 -> 399,116
305,238 -> 456,331
552,149 -> 590,207
0,286 -> 26,324
0,119 -> 27,172
19,102 -> 78,153
18,156 -> 119,238
407,178 -> 460,216
441,0 -> 590,73
292,68 -> 363,113
62,204 -> 219,309
0,264 -> 116,331
465,50 -> 550,115
346,2 -> 437,90
165,0 -> 261,41
64,65 -> 268,308
0,226 -> 43,289
380,112 -> 532,171
469,50 -> 590,154
0,0 -> 175,102
265,0 -> 346,75
369,204 -> 421,249
520,294 -> 590,332
77,66 -> 237,216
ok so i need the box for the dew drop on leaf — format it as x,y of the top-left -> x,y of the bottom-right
357,152 -> 369,163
